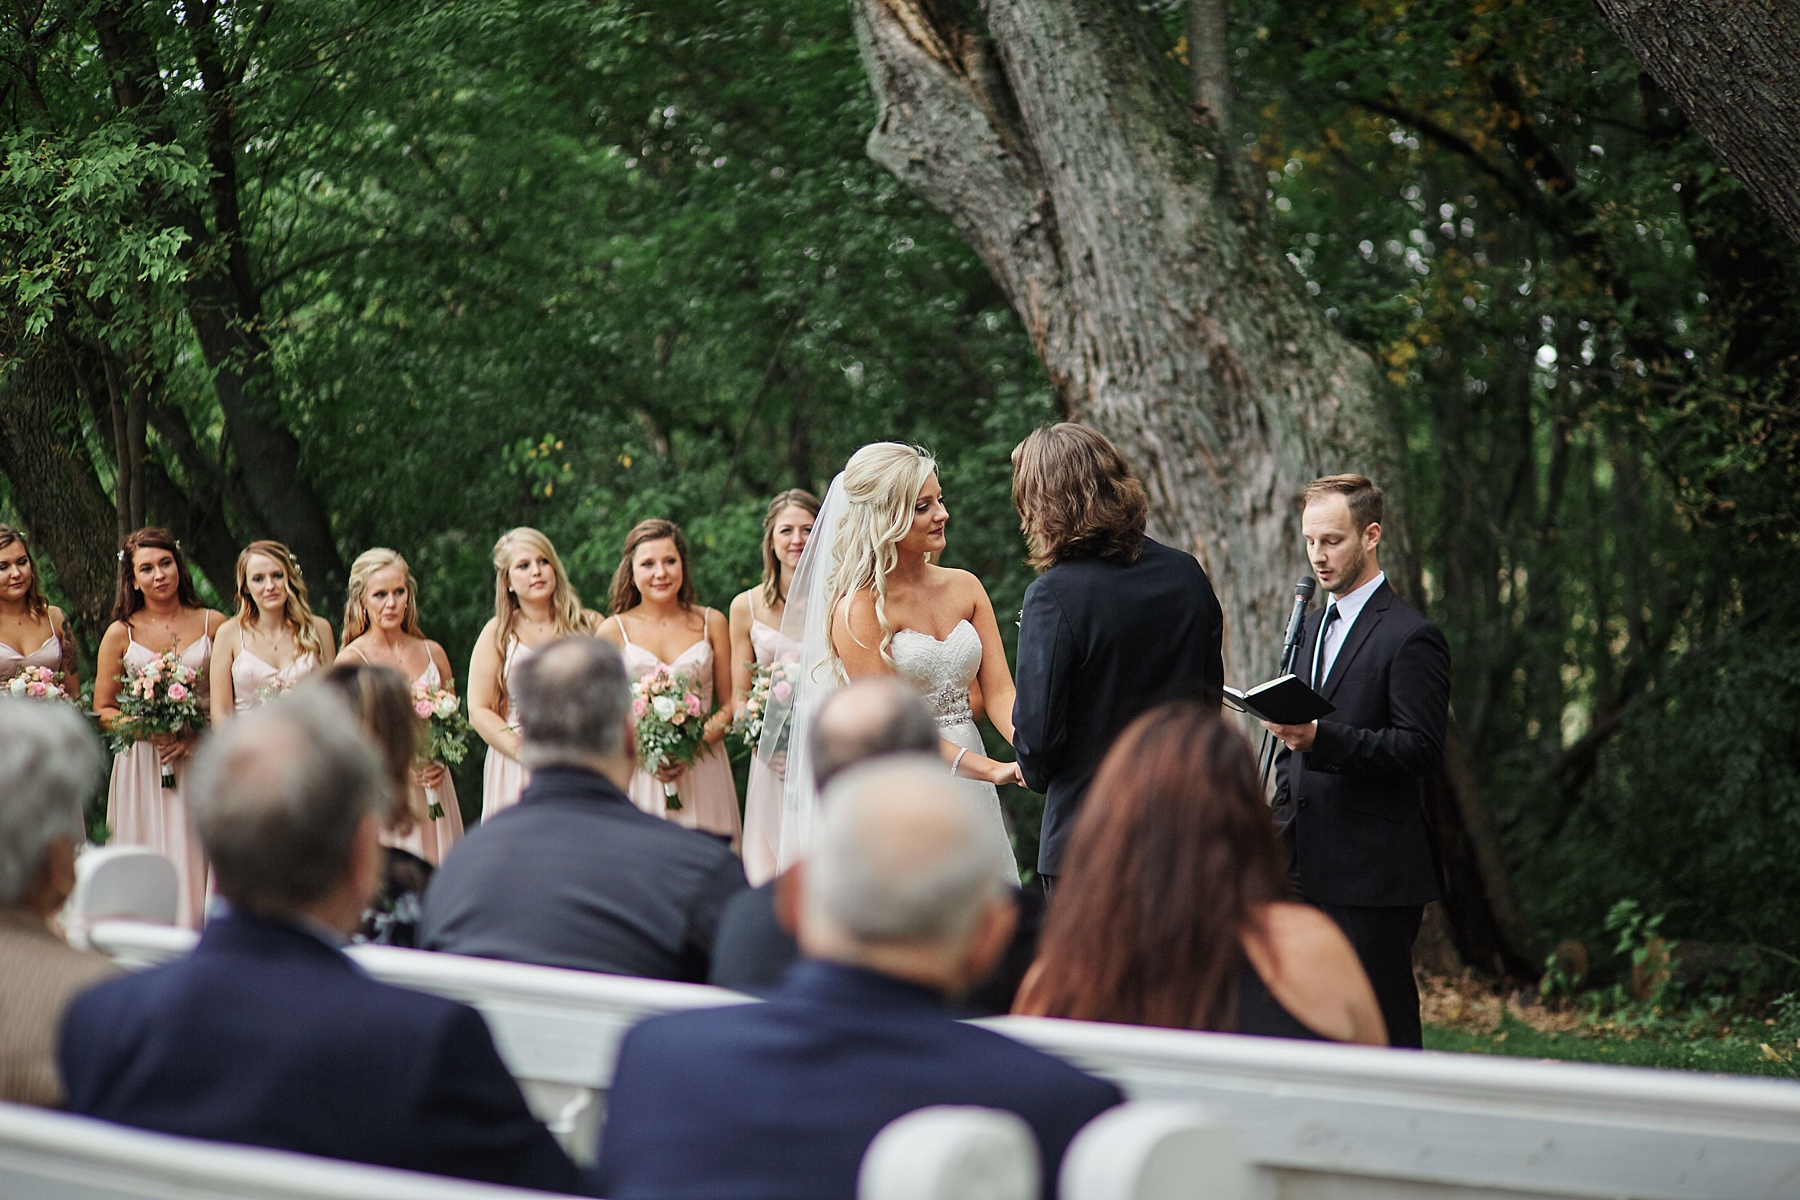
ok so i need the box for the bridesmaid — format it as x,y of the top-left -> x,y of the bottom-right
468,527 -> 599,821
0,525 -> 80,699
93,528 -> 225,929
728,489 -> 817,883
337,548 -> 463,865
597,519 -> 740,845
210,540 -> 334,718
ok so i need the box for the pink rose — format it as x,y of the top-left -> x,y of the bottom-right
414,699 -> 435,718
632,698 -> 648,719
772,680 -> 792,703
167,683 -> 189,702
672,712 -> 686,726
27,682 -> 46,697
685,694 -> 703,717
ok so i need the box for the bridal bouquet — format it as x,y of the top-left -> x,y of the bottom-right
112,651 -> 206,789
631,665 -> 710,809
5,665 -> 70,702
413,682 -> 471,820
729,661 -> 794,756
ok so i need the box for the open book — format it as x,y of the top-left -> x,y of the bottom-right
1222,674 -> 1334,725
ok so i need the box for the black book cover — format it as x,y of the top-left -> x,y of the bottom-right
1222,674 -> 1335,725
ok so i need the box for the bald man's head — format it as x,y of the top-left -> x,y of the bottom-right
809,678 -> 938,790
803,756 -> 1002,951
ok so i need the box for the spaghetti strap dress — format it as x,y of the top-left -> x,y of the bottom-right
0,625 -> 63,681
481,638 -> 533,821
620,611 -> 742,847
740,618 -> 797,884
229,647 -> 318,711
106,629 -> 213,929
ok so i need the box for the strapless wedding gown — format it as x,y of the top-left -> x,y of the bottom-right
890,620 -> 1020,885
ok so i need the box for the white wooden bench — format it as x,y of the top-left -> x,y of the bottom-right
0,1101 -> 558,1200
0,1099 -> 1086,1200
88,921 -> 1800,1199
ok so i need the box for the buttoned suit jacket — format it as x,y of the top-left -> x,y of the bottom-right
1271,579 -> 1448,908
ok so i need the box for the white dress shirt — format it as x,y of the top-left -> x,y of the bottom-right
1312,570 -> 1385,690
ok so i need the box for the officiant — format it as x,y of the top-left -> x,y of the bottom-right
1262,474 -> 1450,1049
1009,424 -> 1225,896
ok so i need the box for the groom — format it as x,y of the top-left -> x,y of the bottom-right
1010,425 -> 1225,894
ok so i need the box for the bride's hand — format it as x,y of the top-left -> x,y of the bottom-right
984,760 -> 1024,788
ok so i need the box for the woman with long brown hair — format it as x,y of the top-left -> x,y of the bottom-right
319,661 -> 435,946
0,524 -> 80,699
468,527 -> 599,820
210,540 -> 334,718
597,518 -> 739,843
338,548 -> 463,863
1014,702 -> 1385,1044
93,528 -> 227,929
729,488 -> 818,882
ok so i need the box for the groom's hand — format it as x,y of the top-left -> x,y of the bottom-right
1260,719 -> 1317,752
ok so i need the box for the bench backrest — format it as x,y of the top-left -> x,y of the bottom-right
88,920 -> 1800,1199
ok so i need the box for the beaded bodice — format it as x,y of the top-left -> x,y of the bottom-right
890,620 -> 979,729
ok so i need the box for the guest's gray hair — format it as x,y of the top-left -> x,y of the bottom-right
189,688 -> 388,915
806,756 -> 1001,944
514,636 -> 631,768
809,677 -> 939,791
0,700 -> 100,906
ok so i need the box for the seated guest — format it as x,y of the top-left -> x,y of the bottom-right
59,690 -> 594,1195
709,677 -> 936,992
1014,702 -> 1386,1044
711,677 -> 1043,1011
601,758 -> 1122,1200
419,637 -> 746,980
0,700 -> 118,1107
320,661 -> 436,946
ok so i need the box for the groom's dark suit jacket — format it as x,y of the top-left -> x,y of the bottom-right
1013,538 -> 1224,877
1271,579 -> 1448,908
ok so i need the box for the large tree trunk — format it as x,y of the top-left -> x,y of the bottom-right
0,336 -> 128,637
854,0 -> 1533,974
1591,0 -> 1800,244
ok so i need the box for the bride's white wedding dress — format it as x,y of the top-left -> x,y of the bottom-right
890,620 -> 1020,886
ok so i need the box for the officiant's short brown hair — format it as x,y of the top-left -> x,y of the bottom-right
1012,424 -> 1147,570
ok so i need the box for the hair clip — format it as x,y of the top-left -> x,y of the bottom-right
116,550 -> 125,562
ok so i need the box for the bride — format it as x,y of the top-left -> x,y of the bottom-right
770,442 -> 1022,882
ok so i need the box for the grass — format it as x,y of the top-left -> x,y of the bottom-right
1425,1015 -> 1800,1079
1419,973 -> 1800,1080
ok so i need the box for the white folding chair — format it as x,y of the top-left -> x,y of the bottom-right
860,1106 -> 1040,1200
61,846 -> 178,950
1060,1102 -> 1251,1200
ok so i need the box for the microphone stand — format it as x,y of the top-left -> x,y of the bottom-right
1259,579 -> 1315,791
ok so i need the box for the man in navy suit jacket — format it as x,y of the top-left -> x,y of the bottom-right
1010,424 -> 1225,888
59,690 -> 593,1195
1264,475 -> 1450,1049
600,757 -> 1123,1200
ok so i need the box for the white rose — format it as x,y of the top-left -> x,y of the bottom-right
437,695 -> 459,718
6,676 -> 23,696
651,695 -> 679,721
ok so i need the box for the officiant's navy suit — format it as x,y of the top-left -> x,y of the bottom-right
1013,537 -> 1225,880
58,912 -> 594,1195
598,960 -> 1123,1200
1271,577 -> 1449,1048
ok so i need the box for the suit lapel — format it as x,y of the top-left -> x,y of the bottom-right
1320,582 -> 1391,700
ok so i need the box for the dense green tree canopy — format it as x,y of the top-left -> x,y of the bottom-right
1,0 -> 1794,973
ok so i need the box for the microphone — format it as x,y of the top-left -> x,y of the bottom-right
1278,577 -> 1316,675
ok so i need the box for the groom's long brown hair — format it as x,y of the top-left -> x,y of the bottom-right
1011,424 -> 1147,570
1015,703 -> 1287,1031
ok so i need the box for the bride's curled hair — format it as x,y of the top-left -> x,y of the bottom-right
825,442 -> 937,671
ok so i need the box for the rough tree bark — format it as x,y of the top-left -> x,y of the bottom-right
0,336 -> 128,636
854,0 -> 1534,973
1591,0 -> 1800,244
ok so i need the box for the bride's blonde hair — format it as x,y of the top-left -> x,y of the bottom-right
824,442 -> 938,671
